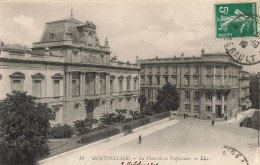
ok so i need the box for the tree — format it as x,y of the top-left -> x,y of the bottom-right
157,82 -> 180,113
138,94 -> 147,116
0,91 -> 54,165
99,113 -> 117,126
115,109 -> 127,124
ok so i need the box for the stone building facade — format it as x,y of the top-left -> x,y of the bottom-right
0,16 -> 140,125
249,73 -> 260,109
140,50 -> 251,121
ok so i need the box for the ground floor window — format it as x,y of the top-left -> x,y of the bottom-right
184,104 -> 190,111
206,106 -> 212,113
193,105 -> 199,112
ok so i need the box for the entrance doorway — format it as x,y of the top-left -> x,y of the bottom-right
216,105 -> 222,118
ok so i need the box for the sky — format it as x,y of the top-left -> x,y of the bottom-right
0,0 -> 259,73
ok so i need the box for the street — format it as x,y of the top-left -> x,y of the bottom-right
39,110 -> 260,165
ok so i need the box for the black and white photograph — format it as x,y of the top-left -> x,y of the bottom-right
0,0 -> 260,165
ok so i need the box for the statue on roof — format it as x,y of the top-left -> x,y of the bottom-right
136,55 -> 140,63
111,54 -> 117,62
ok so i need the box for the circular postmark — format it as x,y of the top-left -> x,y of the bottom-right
224,13 -> 260,65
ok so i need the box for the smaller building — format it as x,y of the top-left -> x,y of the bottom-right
238,70 -> 251,111
249,73 -> 260,109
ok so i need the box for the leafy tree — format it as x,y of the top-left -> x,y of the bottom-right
157,82 -> 180,113
138,94 -> 147,116
99,113 -> 117,126
0,91 -> 54,165
115,109 -> 128,124
74,118 -> 98,135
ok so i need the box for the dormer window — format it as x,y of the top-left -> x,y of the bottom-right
73,49 -> 79,55
49,33 -> 55,39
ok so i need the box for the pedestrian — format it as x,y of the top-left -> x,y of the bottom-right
235,114 -> 237,121
184,113 -> 186,119
212,120 -> 214,126
139,135 -> 142,144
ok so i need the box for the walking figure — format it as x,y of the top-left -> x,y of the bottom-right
184,113 -> 186,119
235,114 -> 237,121
212,120 -> 214,126
139,135 -> 142,144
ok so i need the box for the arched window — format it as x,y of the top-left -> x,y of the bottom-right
9,72 -> 25,92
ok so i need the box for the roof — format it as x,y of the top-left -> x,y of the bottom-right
46,17 -> 84,25
39,17 -> 101,46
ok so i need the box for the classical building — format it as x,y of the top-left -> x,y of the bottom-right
249,73 -> 260,109
140,50 -> 251,120
0,16 -> 141,125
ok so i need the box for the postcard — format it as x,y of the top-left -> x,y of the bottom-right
0,0 -> 259,165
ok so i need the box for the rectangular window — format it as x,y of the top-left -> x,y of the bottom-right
216,76 -> 221,86
110,100 -> 114,112
193,76 -> 199,86
54,107 -> 61,124
216,67 -> 221,75
157,77 -> 160,85
32,79 -> 42,98
184,77 -> 190,86
134,79 -> 137,91
185,66 -> 190,74
164,76 -> 168,84
206,106 -> 212,112
217,92 -> 222,102
141,89 -> 145,95
155,90 -> 158,99
12,79 -> 22,92
206,76 -> 213,86
72,79 -> 80,96
193,105 -> 199,112
193,91 -> 200,100
194,66 -> 199,74
224,76 -> 227,86
185,91 -> 190,101
149,67 -> 152,74
185,104 -> 190,111
141,76 -> 145,84
148,89 -> 153,99
206,67 -> 213,75
172,77 -> 177,85
127,79 -> 130,91
156,67 -> 160,74
224,105 -> 227,113
172,66 -> 177,74
224,94 -> 228,101
110,80 -> 114,93
206,92 -> 212,102
119,80 -> 123,92
149,76 -> 152,85
165,67 -> 168,74
53,79 -> 60,97
85,73 -> 95,95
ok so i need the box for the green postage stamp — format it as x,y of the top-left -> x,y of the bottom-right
215,2 -> 258,39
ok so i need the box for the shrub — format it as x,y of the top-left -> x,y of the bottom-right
74,120 -> 90,135
49,124 -> 73,139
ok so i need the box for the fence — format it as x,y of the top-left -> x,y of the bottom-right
78,111 -> 170,144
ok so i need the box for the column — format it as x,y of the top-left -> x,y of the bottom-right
222,67 -> 224,86
227,67 -> 229,85
221,92 -> 224,117
65,72 -> 69,98
69,72 -> 72,98
212,91 -> 216,117
106,73 -> 110,94
190,90 -> 194,114
213,66 -> 216,86
81,72 -> 86,97
95,73 -> 99,95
